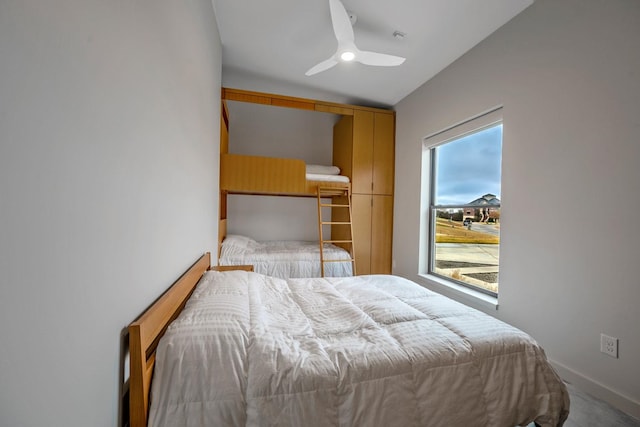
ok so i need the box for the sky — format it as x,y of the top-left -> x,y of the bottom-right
434,124 -> 502,206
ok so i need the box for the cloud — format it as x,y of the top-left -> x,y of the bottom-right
435,125 -> 502,205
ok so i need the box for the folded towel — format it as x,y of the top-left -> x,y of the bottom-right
306,164 -> 341,175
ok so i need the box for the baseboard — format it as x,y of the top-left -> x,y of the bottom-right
550,359 -> 640,421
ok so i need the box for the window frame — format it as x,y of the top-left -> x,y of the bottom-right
420,107 -> 503,300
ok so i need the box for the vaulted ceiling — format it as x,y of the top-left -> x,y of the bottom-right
212,0 -> 533,107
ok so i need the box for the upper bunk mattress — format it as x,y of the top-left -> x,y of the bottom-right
306,164 -> 349,184
305,173 -> 350,183
220,234 -> 353,278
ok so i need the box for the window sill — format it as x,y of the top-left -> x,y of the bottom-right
416,274 -> 499,311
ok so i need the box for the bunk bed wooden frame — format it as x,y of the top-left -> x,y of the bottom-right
220,153 -> 351,197
218,150 -> 353,263
219,87 -> 365,199
218,87 -> 396,276
218,88 -> 367,266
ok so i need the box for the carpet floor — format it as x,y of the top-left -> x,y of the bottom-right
528,382 -> 639,427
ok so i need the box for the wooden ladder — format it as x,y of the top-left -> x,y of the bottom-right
316,186 -> 356,277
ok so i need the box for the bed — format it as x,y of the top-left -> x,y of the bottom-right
129,253 -> 569,427
220,154 -> 351,197
218,159 -> 355,278
219,234 -> 353,278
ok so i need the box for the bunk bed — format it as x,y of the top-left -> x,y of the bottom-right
218,90 -> 359,277
128,253 -> 570,427
218,153 -> 355,274
220,154 -> 351,197
219,88 -> 396,276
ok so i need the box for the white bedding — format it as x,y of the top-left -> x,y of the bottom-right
220,234 -> 353,278
305,173 -> 350,183
149,271 -> 570,427
306,164 -> 341,175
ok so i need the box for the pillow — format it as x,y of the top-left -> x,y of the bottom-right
306,164 -> 341,175
222,234 -> 256,249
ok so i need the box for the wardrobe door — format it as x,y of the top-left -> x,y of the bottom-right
333,109 -> 394,276
351,194 -> 372,275
351,110 -> 374,194
370,195 -> 393,274
372,112 -> 395,196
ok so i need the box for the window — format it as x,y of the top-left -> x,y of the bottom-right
422,108 -> 502,297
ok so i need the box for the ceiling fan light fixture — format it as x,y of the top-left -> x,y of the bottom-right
340,51 -> 355,61
305,0 -> 406,76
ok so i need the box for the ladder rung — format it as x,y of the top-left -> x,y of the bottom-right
318,190 -> 348,193
317,184 -> 355,277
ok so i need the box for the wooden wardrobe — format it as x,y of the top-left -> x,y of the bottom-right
220,88 -> 395,275
333,110 -> 394,274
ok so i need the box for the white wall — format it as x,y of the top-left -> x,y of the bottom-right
0,1 -> 222,426
394,0 -> 640,418
225,101 -> 339,241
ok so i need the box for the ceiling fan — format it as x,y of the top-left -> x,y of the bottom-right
305,0 -> 406,76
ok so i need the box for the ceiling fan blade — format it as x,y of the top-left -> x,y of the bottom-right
329,0 -> 354,44
306,0 -> 405,76
305,57 -> 339,76
357,50 -> 406,67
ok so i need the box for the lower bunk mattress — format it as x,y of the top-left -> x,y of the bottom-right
219,234 -> 353,278
149,271 -> 570,427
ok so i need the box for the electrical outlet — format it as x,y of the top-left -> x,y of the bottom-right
600,334 -> 618,358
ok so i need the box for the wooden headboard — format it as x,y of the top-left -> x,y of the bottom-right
128,253 -> 253,427
128,252 -> 211,427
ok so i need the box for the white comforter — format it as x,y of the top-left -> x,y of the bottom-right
149,272 -> 569,427
220,235 -> 353,278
